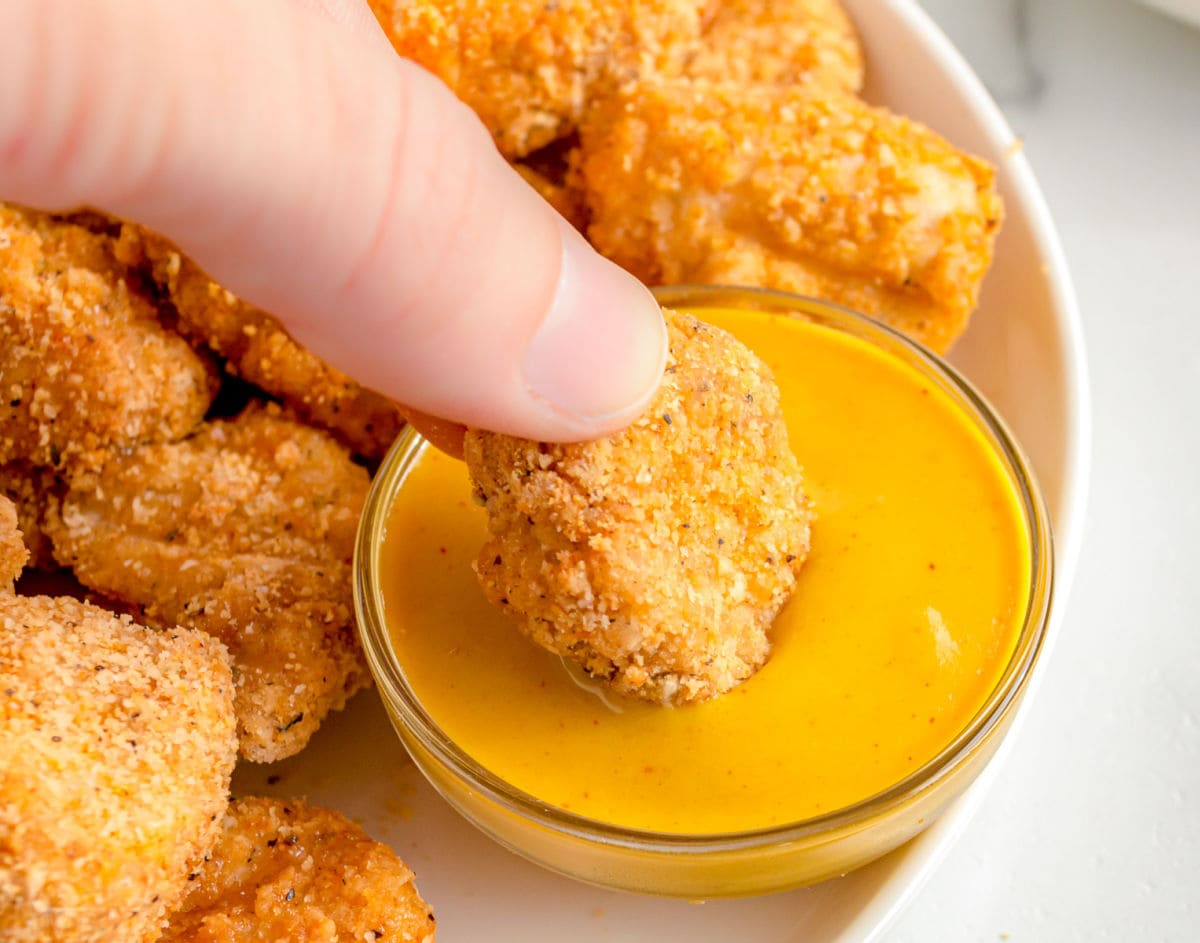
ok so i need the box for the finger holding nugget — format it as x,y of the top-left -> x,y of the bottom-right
0,0 -> 665,445
466,309 -> 812,705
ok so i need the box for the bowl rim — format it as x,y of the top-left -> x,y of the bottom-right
353,287 -> 1056,854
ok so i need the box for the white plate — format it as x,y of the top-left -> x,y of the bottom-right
234,2 -> 1090,939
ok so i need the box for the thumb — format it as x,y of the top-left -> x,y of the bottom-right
0,0 -> 666,442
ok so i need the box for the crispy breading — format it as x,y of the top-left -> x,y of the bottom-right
160,797 -> 436,943
0,204 -> 217,474
687,0 -> 864,91
0,596 -> 236,943
0,496 -> 25,590
579,81 -> 1003,353
465,308 -> 811,705
115,225 -> 405,460
0,462 -> 59,571
46,403 -> 371,762
367,0 -> 709,157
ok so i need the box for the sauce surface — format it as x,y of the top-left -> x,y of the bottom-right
380,310 -> 1031,833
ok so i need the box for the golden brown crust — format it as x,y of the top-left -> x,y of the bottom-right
0,462 -> 60,572
0,596 -> 237,943
0,204 -> 217,474
579,81 -> 1003,353
687,0 -> 864,92
115,225 -> 405,460
466,308 -> 811,705
367,0 -> 709,157
160,797 -> 436,943
0,496 -> 26,590
46,403 -> 371,762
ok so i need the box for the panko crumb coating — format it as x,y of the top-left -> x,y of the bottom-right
465,308 -> 811,705
0,596 -> 237,943
579,81 -> 1003,354
687,0 -> 864,92
160,797 -> 436,943
46,403 -> 371,763
0,204 -> 217,474
0,462 -> 60,572
367,0 -> 709,157
114,225 -> 405,460
0,496 -> 26,590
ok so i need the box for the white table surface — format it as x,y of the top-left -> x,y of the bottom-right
887,1 -> 1200,940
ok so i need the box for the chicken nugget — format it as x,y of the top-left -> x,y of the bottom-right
0,496 -> 25,590
0,462 -> 60,572
0,204 -> 217,474
466,308 -> 811,705
367,0 -> 709,157
687,0 -> 864,91
114,226 -> 404,460
160,797 -> 436,943
0,595 -> 236,943
579,81 -> 1003,353
46,403 -> 371,762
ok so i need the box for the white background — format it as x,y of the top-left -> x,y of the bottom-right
892,1 -> 1200,939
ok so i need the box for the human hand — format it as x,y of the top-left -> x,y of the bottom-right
0,0 -> 666,455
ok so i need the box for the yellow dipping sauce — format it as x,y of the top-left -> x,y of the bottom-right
380,310 -> 1032,834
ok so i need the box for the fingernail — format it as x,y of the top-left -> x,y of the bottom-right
522,220 -> 666,429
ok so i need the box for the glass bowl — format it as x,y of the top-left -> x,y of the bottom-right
353,286 -> 1054,898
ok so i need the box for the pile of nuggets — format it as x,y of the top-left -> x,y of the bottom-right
371,0 -> 1003,353
0,206 -> 436,942
1,0 -> 1002,938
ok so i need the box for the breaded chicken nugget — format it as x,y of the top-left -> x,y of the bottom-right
0,596 -> 237,943
687,0 -> 864,92
0,462 -> 59,572
46,403 -> 371,762
579,81 -> 1003,353
466,308 -> 811,705
115,226 -> 405,460
0,204 -> 217,474
367,0 -> 709,157
160,797 -> 436,943
0,496 -> 26,590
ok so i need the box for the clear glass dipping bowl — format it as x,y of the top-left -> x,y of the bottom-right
354,286 -> 1054,898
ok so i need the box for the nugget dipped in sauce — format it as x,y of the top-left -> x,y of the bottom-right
160,797 -> 436,943
0,595 -> 237,943
465,308 -> 811,705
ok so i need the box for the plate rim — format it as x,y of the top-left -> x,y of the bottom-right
832,2 -> 1092,941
